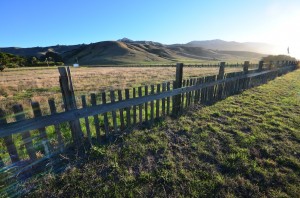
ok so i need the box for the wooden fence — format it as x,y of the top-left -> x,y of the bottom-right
0,60 -> 298,183
85,60 -> 290,68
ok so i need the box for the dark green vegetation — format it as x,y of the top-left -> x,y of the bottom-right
0,52 -> 63,69
0,52 -> 27,68
24,69 -> 300,197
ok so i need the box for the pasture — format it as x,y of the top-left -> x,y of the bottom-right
0,66 -> 242,113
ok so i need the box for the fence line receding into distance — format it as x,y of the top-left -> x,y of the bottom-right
0,60 -> 298,189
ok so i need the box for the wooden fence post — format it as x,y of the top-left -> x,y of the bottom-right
172,63 -> 183,116
217,62 -> 226,100
58,67 -> 83,147
0,109 -> 20,164
243,61 -> 249,74
258,61 -> 264,71
218,62 -> 225,78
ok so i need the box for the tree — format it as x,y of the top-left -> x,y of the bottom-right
0,64 -> 5,72
40,51 -> 63,62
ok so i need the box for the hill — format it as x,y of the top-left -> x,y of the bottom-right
0,39 -> 269,65
185,39 -> 276,54
0,44 -> 84,58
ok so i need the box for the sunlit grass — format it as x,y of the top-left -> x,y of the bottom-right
18,69 -> 300,197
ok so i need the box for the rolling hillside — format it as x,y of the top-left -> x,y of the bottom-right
0,39 -> 269,65
185,39 -> 276,54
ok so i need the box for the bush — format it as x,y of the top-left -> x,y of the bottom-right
0,65 -> 5,72
6,63 -> 19,68
55,62 -> 64,66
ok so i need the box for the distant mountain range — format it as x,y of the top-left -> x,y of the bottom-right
0,39 -> 275,65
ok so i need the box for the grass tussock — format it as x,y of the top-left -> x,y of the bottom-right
20,70 -> 300,197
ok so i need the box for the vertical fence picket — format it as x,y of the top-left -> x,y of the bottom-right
12,104 -> 36,161
0,109 -> 20,164
132,88 -> 137,125
48,99 -> 64,151
125,89 -> 131,128
167,82 -> 171,115
138,87 -> 143,124
156,84 -> 161,119
31,102 -> 51,155
118,90 -> 125,130
201,76 -> 207,104
150,85 -> 155,122
110,90 -> 118,133
185,79 -> 190,108
101,92 -> 110,139
162,83 -> 166,116
91,93 -> 101,142
181,80 -> 186,110
81,96 -> 91,144
144,85 -> 149,122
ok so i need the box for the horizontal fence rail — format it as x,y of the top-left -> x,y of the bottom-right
0,65 -> 295,137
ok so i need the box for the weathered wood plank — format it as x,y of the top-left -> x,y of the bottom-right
110,90 -> 118,133
118,90 -> 125,130
48,99 -> 64,151
58,67 -> 83,145
125,89 -> 131,128
166,82 -> 171,115
172,63 -> 183,116
81,95 -> 91,144
101,92 -> 110,138
162,83 -> 166,116
0,109 -> 20,163
156,84 -> 161,119
181,80 -> 186,110
150,85 -> 155,122
31,101 -> 51,155
138,87 -> 143,123
91,93 -> 101,142
144,85 -> 149,122
132,88 -> 137,125
185,79 -> 190,108
12,104 -> 37,161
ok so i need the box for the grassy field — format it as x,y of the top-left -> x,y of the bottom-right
22,69 -> 300,197
0,66 -> 242,115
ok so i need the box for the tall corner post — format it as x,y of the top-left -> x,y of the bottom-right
58,67 -> 83,148
172,63 -> 183,117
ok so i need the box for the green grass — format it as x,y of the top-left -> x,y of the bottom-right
9,70 -> 300,197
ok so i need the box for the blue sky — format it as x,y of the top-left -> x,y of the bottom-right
1,0 -> 300,57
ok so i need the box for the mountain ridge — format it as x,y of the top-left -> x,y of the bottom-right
0,39 -> 271,65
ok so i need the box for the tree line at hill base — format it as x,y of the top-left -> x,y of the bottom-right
0,52 -> 297,72
0,51 -> 64,70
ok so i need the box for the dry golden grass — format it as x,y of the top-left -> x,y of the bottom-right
0,66 -> 242,116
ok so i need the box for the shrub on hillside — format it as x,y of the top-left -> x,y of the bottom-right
261,55 -> 297,65
0,64 -> 5,72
